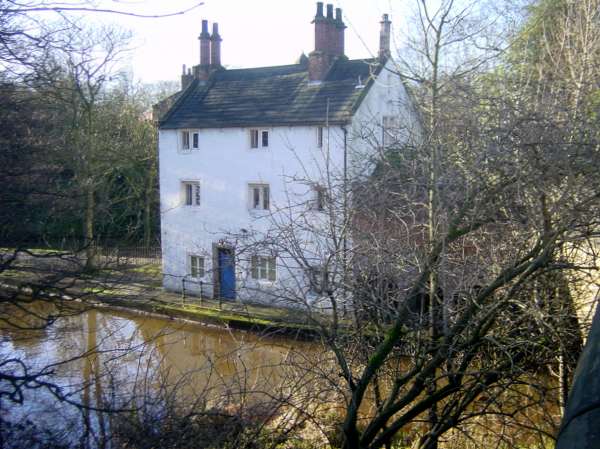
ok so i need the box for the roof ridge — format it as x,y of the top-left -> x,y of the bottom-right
222,63 -> 304,72
221,57 -> 379,73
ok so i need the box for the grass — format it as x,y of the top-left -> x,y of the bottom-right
0,247 -> 69,255
158,302 -> 319,332
130,263 -> 162,278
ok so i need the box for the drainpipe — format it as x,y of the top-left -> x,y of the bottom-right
341,124 -> 349,316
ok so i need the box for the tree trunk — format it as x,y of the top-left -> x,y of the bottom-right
84,183 -> 95,271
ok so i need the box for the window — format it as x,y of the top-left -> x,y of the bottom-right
248,184 -> 270,210
251,255 -> 276,281
316,126 -> 323,148
182,131 -> 190,150
250,129 -> 269,148
182,181 -> 200,206
180,130 -> 199,150
311,185 -> 327,211
250,129 -> 259,148
308,266 -> 328,294
189,255 -> 205,278
382,116 -> 400,147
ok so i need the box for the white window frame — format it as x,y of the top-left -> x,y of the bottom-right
248,183 -> 270,210
181,180 -> 201,207
180,130 -> 200,151
250,129 -> 269,148
189,255 -> 205,279
250,255 -> 277,282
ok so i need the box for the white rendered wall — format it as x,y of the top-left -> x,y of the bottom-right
159,123 -> 346,305
349,58 -> 419,176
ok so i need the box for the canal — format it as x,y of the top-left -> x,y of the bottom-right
0,301 -> 328,447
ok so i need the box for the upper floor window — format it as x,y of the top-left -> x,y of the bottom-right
189,255 -> 205,278
181,130 -> 200,151
382,116 -> 400,148
248,183 -> 270,210
250,129 -> 269,148
311,185 -> 327,211
182,181 -> 200,206
316,126 -> 323,148
251,255 -> 276,281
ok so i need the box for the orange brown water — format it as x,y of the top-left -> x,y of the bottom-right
0,301 -> 328,445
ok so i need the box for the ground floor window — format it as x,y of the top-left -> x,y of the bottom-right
250,255 -> 276,281
308,266 -> 328,293
189,255 -> 205,278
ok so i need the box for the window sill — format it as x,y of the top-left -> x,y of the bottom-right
254,279 -> 276,287
248,209 -> 270,216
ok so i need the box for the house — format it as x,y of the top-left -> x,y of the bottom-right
157,3 -> 416,307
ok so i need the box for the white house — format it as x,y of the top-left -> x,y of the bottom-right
157,3 -> 415,307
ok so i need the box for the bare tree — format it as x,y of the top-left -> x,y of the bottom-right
225,1 -> 600,448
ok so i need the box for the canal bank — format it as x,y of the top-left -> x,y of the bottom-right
0,262 -> 324,339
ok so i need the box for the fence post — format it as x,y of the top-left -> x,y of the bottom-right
181,278 -> 186,304
200,281 -> 203,304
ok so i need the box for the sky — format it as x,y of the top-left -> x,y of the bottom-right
79,0 -> 408,84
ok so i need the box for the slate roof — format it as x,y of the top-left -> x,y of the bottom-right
159,58 -> 383,129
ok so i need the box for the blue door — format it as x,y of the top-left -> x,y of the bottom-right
218,249 -> 236,299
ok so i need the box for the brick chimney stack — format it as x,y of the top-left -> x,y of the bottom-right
199,20 -> 211,67
313,2 -> 328,53
210,22 -> 222,68
181,64 -> 193,90
326,4 -> 335,55
334,7 -> 346,57
309,2 -> 346,83
379,14 -> 392,61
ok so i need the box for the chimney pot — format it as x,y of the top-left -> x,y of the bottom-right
181,64 -> 194,89
210,22 -> 222,67
326,4 -> 334,19
199,19 -> 211,67
334,7 -> 345,56
379,14 -> 392,61
325,4 -> 336,55
316,2 -> 324,17
313,1 -> 329,53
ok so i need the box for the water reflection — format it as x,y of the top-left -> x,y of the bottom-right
0,301 -> 323,447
